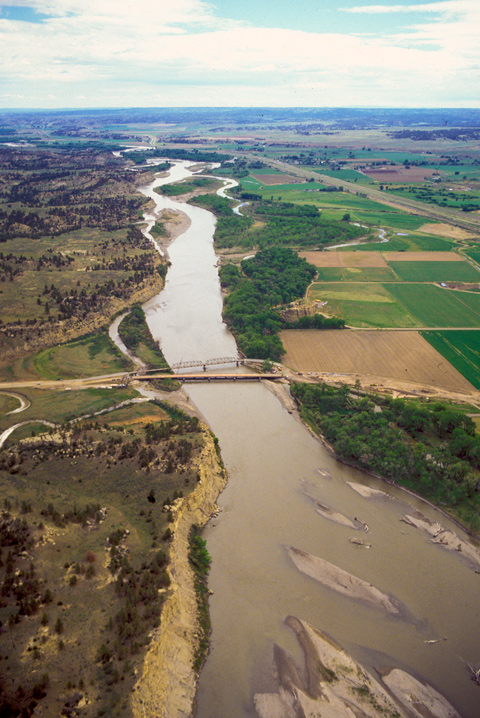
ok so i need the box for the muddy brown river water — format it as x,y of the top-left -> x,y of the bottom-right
136,162 -> 480,718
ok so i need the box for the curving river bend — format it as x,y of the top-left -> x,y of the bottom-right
136,162 -> 480,718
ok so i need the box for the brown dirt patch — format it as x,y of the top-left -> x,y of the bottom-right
280,329 -> 475,393
363,167 -> 441,183
299,251 -> 388,268
252,173 -> 302,185
383,251 -> 464,262
418,223 -> 479,241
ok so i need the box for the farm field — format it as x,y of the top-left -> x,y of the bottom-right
309,281 -> 480,328
388,260 -> 480,282
386,284 -> 480,327
280,329 -> 475,392
315,266 -> 398,282
422,330 -> 480,390
383,251 -> 463,261
362,167 -> 441,182
251,172 -> 302,185
346,233 -> 453,252
309,282 -> 420,327
300,251 -> 389,267
240,180 -> 434,229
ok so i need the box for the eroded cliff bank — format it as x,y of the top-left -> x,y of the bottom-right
130,428 -> 226,718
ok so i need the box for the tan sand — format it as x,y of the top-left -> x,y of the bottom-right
347,481 -> 388,498
285,545 -> 401,614
255,617 -> 460,718
382,668 -> 462,718
401,512 -> 480,570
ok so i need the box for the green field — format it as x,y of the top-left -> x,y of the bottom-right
349,233 -> 452,252
309,282 -> 419,327
248,182 -> 435,231
309,281 -> 480,328
0,331 -> 132,382
463,250 -> 480,266
313,169 -> 368,183
421,330 -> 480,390
0,386 -> 139,433
315,266 -> 398,282
388,260 -> 480,283
386,284 -> 480,327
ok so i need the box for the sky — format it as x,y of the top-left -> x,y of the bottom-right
0,0 -> 479,109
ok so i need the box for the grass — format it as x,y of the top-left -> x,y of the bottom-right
0,393 -> 21,415
248,183 -> 435,231
0,331 -> 133,382
155,177 -> 218,196
0,386 -> 139,434
309,282 -> 419,328
315,266 -> 398,282
421,330 -> 480,390
347,233 -> 452,252
387,260 -> 480,283
385,284 -> 480,327
463,250 -> 480,266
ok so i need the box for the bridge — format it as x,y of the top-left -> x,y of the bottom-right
171,356 -> 250,372
133,372 -> 281,383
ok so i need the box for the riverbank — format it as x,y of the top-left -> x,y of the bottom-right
0,273 -> 165,367
130,428 -> 226,718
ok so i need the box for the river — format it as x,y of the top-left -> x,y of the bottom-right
135,161 -> 480,718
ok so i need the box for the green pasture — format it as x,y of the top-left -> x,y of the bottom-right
309,282 -> 419,328
29,332 -> 132,380
313,169 -> 369,183
0,386 -> 138,432
386,284 -> 480,327
308,281 -> 480,328
251,183 -> 434,231
387,260 -> 480,283
463,250 -> 480,266
238,175 -> 263,191
0,393 -> 20,415
315,266 -> 398,282
347,232 -> 451,253
421,330 -> 480,390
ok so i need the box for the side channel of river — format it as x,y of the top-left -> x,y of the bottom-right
136,162 -> 480,718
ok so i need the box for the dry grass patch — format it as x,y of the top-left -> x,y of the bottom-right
281,329 -> 476,392
418,223 -> 477,240
300,251 -> 388,268
252,173 -> 302,185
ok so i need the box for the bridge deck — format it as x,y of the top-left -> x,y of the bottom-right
134,373 -> 281,382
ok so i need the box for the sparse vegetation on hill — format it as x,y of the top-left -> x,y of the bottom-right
0,401 -> 206,718
0,146 -> 169,360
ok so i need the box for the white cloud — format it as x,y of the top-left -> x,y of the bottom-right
0,0 -> 479,106
341,1 -> 473,13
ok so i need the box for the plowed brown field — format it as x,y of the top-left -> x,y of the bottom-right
252,173 -> 301,185
300,251 -> 388,267
363,167 -> 439,182
280,329 -> 475,392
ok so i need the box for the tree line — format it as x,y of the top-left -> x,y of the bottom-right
190,196 -> 365,250
292,381 -> 480,528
